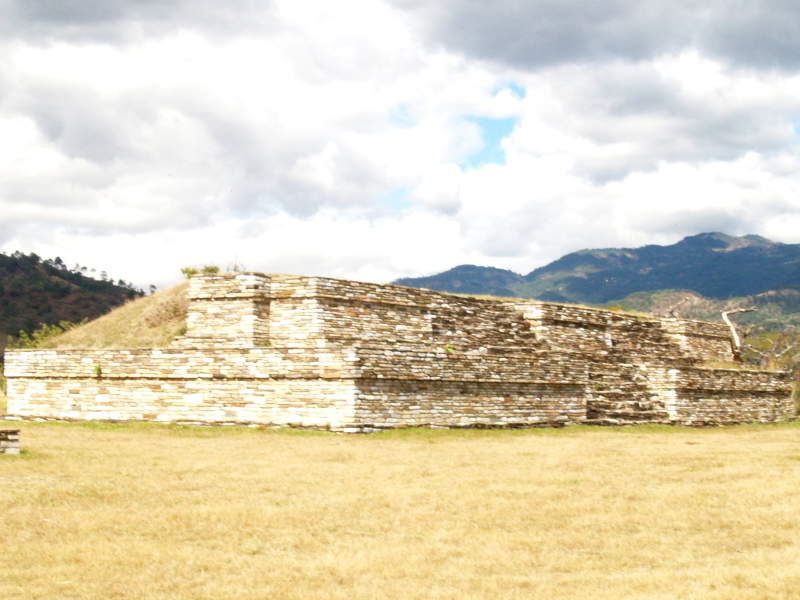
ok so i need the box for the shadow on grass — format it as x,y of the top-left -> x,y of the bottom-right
0,448 -> 41,460
4,418 -> 798,441
9,419 -> 338,439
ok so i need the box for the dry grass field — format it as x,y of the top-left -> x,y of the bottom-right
1,422 -> 799,599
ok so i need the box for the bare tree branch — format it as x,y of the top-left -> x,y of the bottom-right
722,307 -> 757,361
744,343 -> 765,357
666,297 -> 691,317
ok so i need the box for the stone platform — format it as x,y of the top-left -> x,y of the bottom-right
4,273 -> 793,430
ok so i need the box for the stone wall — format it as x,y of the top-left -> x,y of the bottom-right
6,347 -> 359,427
0,430 -> 20,454
177,273 -> 271,348
4,273 -> 794,430
659,319 -> 733,362
661,367 -> 792,425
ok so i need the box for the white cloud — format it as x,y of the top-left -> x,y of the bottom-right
391,0 -> 800,71
1,0 -> 800,291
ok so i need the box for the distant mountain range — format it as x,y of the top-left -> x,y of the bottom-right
394,233 -> 800,304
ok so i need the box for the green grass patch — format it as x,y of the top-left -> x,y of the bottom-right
0,369 -> 6,415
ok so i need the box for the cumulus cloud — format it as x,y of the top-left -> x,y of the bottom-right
391,0 -> 800,71
0,0 -> 281,44
1,0 -> 800,289
508,53 -> 800,181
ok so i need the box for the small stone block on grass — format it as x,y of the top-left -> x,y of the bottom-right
0,430 -> 21,455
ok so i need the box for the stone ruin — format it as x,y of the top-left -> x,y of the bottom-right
0,430 -> 20,454
3,273 -> 794,431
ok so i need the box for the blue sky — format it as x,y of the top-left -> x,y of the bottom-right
462,117 -> 518,169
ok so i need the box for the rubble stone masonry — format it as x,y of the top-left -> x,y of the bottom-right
4,273 -> 794,431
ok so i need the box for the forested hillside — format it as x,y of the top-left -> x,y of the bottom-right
0,251 -> 145,338
394,265 -> 524,297
517,233 -> 800,303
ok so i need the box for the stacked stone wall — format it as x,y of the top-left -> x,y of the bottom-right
0,430 -> 20,454
4,273 -> 794,430
268,277 -> 327,346
584,362 -> 792,425
585,362 -> 672,423
513,303 -> 615,353
354,380 -> 586,429
179,273 -> 271,348
269,278 -> 540,351
659,319 -> 732,362
5,345 -> 593,428
6,348 -> 359,427
664,367 -> 793,425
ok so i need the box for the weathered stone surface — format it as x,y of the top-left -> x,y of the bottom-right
0,430 -> 20,454
4,273 -> 794,430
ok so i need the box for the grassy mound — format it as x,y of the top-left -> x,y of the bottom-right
39,281 -> 189,349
